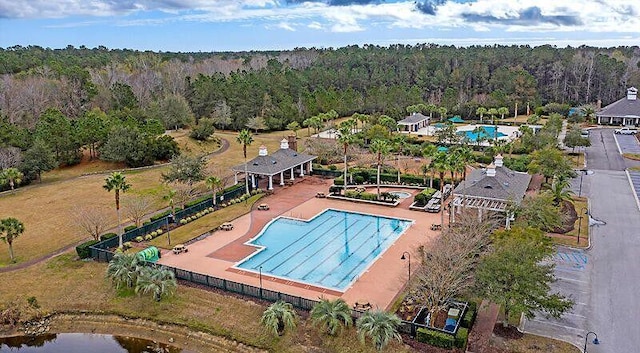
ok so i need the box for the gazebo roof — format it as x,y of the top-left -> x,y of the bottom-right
448,116 -> 464,123
454,165 -> 531,203
597,87 -> 640,118
231,145 -> 316,176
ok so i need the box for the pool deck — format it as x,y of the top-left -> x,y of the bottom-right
158,177 -> 444,310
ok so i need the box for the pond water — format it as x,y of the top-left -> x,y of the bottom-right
0,333 -> 193,353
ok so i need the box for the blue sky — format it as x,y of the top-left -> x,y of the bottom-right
1,0 -> 639,51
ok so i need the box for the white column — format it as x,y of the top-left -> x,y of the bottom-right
251,174 -> 256,189
268,175 -> 273,190
280,171 -> 285,186
290,168 -> 295,180
478,208 -> 483,222
309,161 -> 313,172
299,164 -> 304,177
234,172 -> 238,185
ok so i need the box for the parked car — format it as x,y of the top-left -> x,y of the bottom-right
615,127 -> 638,135
581,129 -> 590,138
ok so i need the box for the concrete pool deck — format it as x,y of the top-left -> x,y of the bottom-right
158,177 -> 443,310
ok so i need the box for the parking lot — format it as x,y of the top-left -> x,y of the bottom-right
626,171 -> 640,207
521,246 -> 591,349
614,134 -> 640,154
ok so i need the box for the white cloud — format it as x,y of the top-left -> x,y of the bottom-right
308,21 -> 323,30
275,21 -> 296,31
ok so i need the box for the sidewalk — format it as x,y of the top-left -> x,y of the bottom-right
466,300 -> 499,353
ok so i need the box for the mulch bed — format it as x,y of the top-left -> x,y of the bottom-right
493,324 -> 523,340
552,200 -> 577,234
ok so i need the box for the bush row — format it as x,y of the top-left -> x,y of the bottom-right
76,240 -> 100,259
416,327 -> 469,349
461,301 -> 478,329
413,187 -> 437,206
344,190 -> 378,201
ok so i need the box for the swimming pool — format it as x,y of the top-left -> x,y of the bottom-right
235,209 -> 413,291
457,126 -> 507,142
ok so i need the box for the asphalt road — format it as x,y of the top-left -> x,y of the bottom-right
522,128 -> 640,352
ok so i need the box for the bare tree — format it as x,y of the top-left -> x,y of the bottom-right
408,211 -> 498,323
171,182 -> 197,209
72,206 -> 111,241
0,147 -> 22,170
122,196 -> 155,227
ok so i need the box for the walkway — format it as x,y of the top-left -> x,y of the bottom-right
466,300 -> 499,353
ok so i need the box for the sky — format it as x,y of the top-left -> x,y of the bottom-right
1,0 -> 639,52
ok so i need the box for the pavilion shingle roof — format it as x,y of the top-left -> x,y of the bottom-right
232,148 -> 316,175
398,113 -> 429,125
454,165 -> 531,203
597,89 -> 640,118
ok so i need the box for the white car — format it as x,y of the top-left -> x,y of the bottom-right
615,127 -> 638,135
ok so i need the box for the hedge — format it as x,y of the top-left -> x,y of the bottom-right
124,225 -> 137,232
461,301 -> 478,329
414,187 -> 438,206
416,328 -> 455,348
76,240 -> 100,259
455,327 -> 469,349
100,233 -> 117,242
345,190 -> 378,201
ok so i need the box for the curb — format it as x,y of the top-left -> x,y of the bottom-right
613,132 -> 623,154
625,169 -> 640,212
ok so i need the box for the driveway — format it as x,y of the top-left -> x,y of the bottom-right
522,128 -> 640,353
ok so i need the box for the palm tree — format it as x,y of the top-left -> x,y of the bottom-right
205,176 -> 223,207
0,217 -> 25,262
426,104 -> 437,120
103,172 -> 131,249
286,121 -> 300,137
431,152 -> 450,228
487,108 -> 498,125
0,168 -> 23,190
135,266 -> 177,301
472,126 -> 485,148
379,115 -> 397,133
392,135 -> 407,184
338,121 -> 358,195
302,118 -> 312,136
261,300 -> 297,336
551,177 -> 574,206
476,107 -> 487,124
236,129 -> 254,194
422,144 -> 438,188
498,107 -> 509,123
106,252 -> 140,289
356,310 -> 402,351
310,298 -> 352,336
438,106 -> 448,122
370,139 -> 392,200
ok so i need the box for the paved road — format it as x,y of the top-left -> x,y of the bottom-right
523,128 -> 640,352
614,133 -> 640,154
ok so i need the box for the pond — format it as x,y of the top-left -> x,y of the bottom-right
0,333 -> 193,353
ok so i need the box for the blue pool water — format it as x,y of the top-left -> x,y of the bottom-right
458,126 -> 507,142
236,209 -> 413,291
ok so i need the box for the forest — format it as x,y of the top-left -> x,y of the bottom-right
0,44 -> 639,186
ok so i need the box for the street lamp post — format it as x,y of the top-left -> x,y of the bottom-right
259,266 -> 263,299
578,169 -> 588,197
577,207 -> 589,245
583,331 -> 599,353
401,251 -> 411,281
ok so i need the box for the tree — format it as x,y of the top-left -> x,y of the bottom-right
189,118 -> 215,141
0,167 -> 23,190
514,191 -> 565,231
370,139 -> 391,200
286,121 -> 300,137
0,217 -> 25,262
103,172 -> 131,248
550,177 -> 574,206
34,108 -> 80,166
106,252 -> 140,289
245,116 -> 267,133
422,144 -> 438,188
487,108 -> 498,125
20,138 -> 57,182
528,147 -> 575,183
430,151 -> 450,227
378,115 -> 397,133
409,212 -> 494,320
476,226 -> 573,327
205,176 -> 223,207
162,154 -> 206,186
261,300 -> 297,336
158,94 -> 194,130
338,120 -> 358,194
211,100 -> 232,130
122,196 -> 154,227
72,205 -> 111,241
497,106 -> 509,122
135,266 -> 177,301
236,129 -> 254,194
476,107 -> 487,123
563,126 -> 591,153
100,126 -> 155,167
356,310 -> 402,351
310,298 -> 352,336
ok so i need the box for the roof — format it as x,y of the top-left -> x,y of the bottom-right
596,90 -> 640,118
448,116 -> 464,123
398,113 -> 429,125
231,148 -> 316,175
454,165 -> 531,203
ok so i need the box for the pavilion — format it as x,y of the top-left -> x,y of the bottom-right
398,112 -> 430,133
596,87 -> 640,126
450,154 -> 531,228
231,138 -> 317,190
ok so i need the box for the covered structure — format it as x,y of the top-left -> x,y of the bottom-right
448,116 -> 464,123
398,113 -> 430,133
597,87 -> 640,126
450,154 -> 531,228
231,138 -> 316,190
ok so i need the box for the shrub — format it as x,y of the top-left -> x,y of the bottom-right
150,231 -> 158,237
354,175 -> 365,184
156,229 -> 163,235
123,242 -> 132,249
334,177 -> 344,186
144,234 -> 153,241
143,221 -> 151,226
196,212 -> 202,218
186,217 -> 192,222
329,164 -> 338,170
180,219 -> 188,225
100,233 -> 117,242
461,302 -> 478,329
124,225 -> 137,232
76,240 -> 99,259
454,327 -> 469,349
208,207 -> 214,212
416,328 -> 455,348
135,236 -> 144,242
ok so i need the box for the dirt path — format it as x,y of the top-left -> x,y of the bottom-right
0,138 -> 231,273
